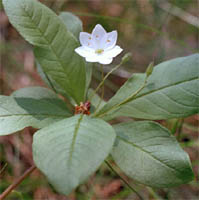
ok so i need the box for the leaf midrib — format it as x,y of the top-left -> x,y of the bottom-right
117,135 -> 182,174
133,76 -> 199,100
67,114 -> 84,167
20,1 -> 76,98
0,113 -> 69,118
98,76 -> 198,118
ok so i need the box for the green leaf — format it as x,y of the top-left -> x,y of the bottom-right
12,86 -> 60,99
95,73 -> 146,120
97,54 -> 199,120
36,62 -> 72,100
33,114 -> 116,195
85,62 -> 93,93
0,87 -> 71,135
58,11 -> 93,94
111,121 -> 194,188
3,0 -> 86,103
87,88 -> 106,112
0,0 -> 2,10
59,12 -> 82,39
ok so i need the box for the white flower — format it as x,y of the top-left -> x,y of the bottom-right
75,24 -> 123,65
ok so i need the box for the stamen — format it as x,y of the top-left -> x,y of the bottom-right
95,49 -> 104,54
107,39 -> 110,42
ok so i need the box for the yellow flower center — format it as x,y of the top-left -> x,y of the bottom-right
95,49 -> 104,54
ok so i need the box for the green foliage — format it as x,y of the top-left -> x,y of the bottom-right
95,73 -> 145,119
59,12 -> 82,39
58,11 -> 93,94
3,0 -> 86,103
88,88 -> 106,112
36,62 -> 70,99
1,0 -> 198,197
112,121 -> 194,188
59,11 -> 93,94
85,62 -> 93,93
146,61 -> 154,77
36,11 -> 92,99
0,0 -> 2,10
0,87 -> 71,135
97,54 -> 199,120
33,114 -> 116,195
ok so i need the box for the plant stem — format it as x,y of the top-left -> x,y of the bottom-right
93,64 -> 104,114
116,77 -> 148,106
89,61 -> 123,102
147,187 -> 163,200
0,163 -> 7,175
95,76 -> 148,118
105,160 -> 144,200
177,118 -> 184,141
0,165 -> 36,200
171,119 -> 180,135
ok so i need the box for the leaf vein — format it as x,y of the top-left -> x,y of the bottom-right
160,91 -> 198,108
117,136 -> 182,174
0,113 -> 69,118
67,114 -> 84,168
178,86 -> 199,98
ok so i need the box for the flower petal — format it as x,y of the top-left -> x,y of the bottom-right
91,24 -> 107,49
75,46 -> 94,58
85,55 -> 99,63
104,45 -> 123,58
98,56 -> 113,65
104,31 -> 118,50
79,32 -> 94,49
